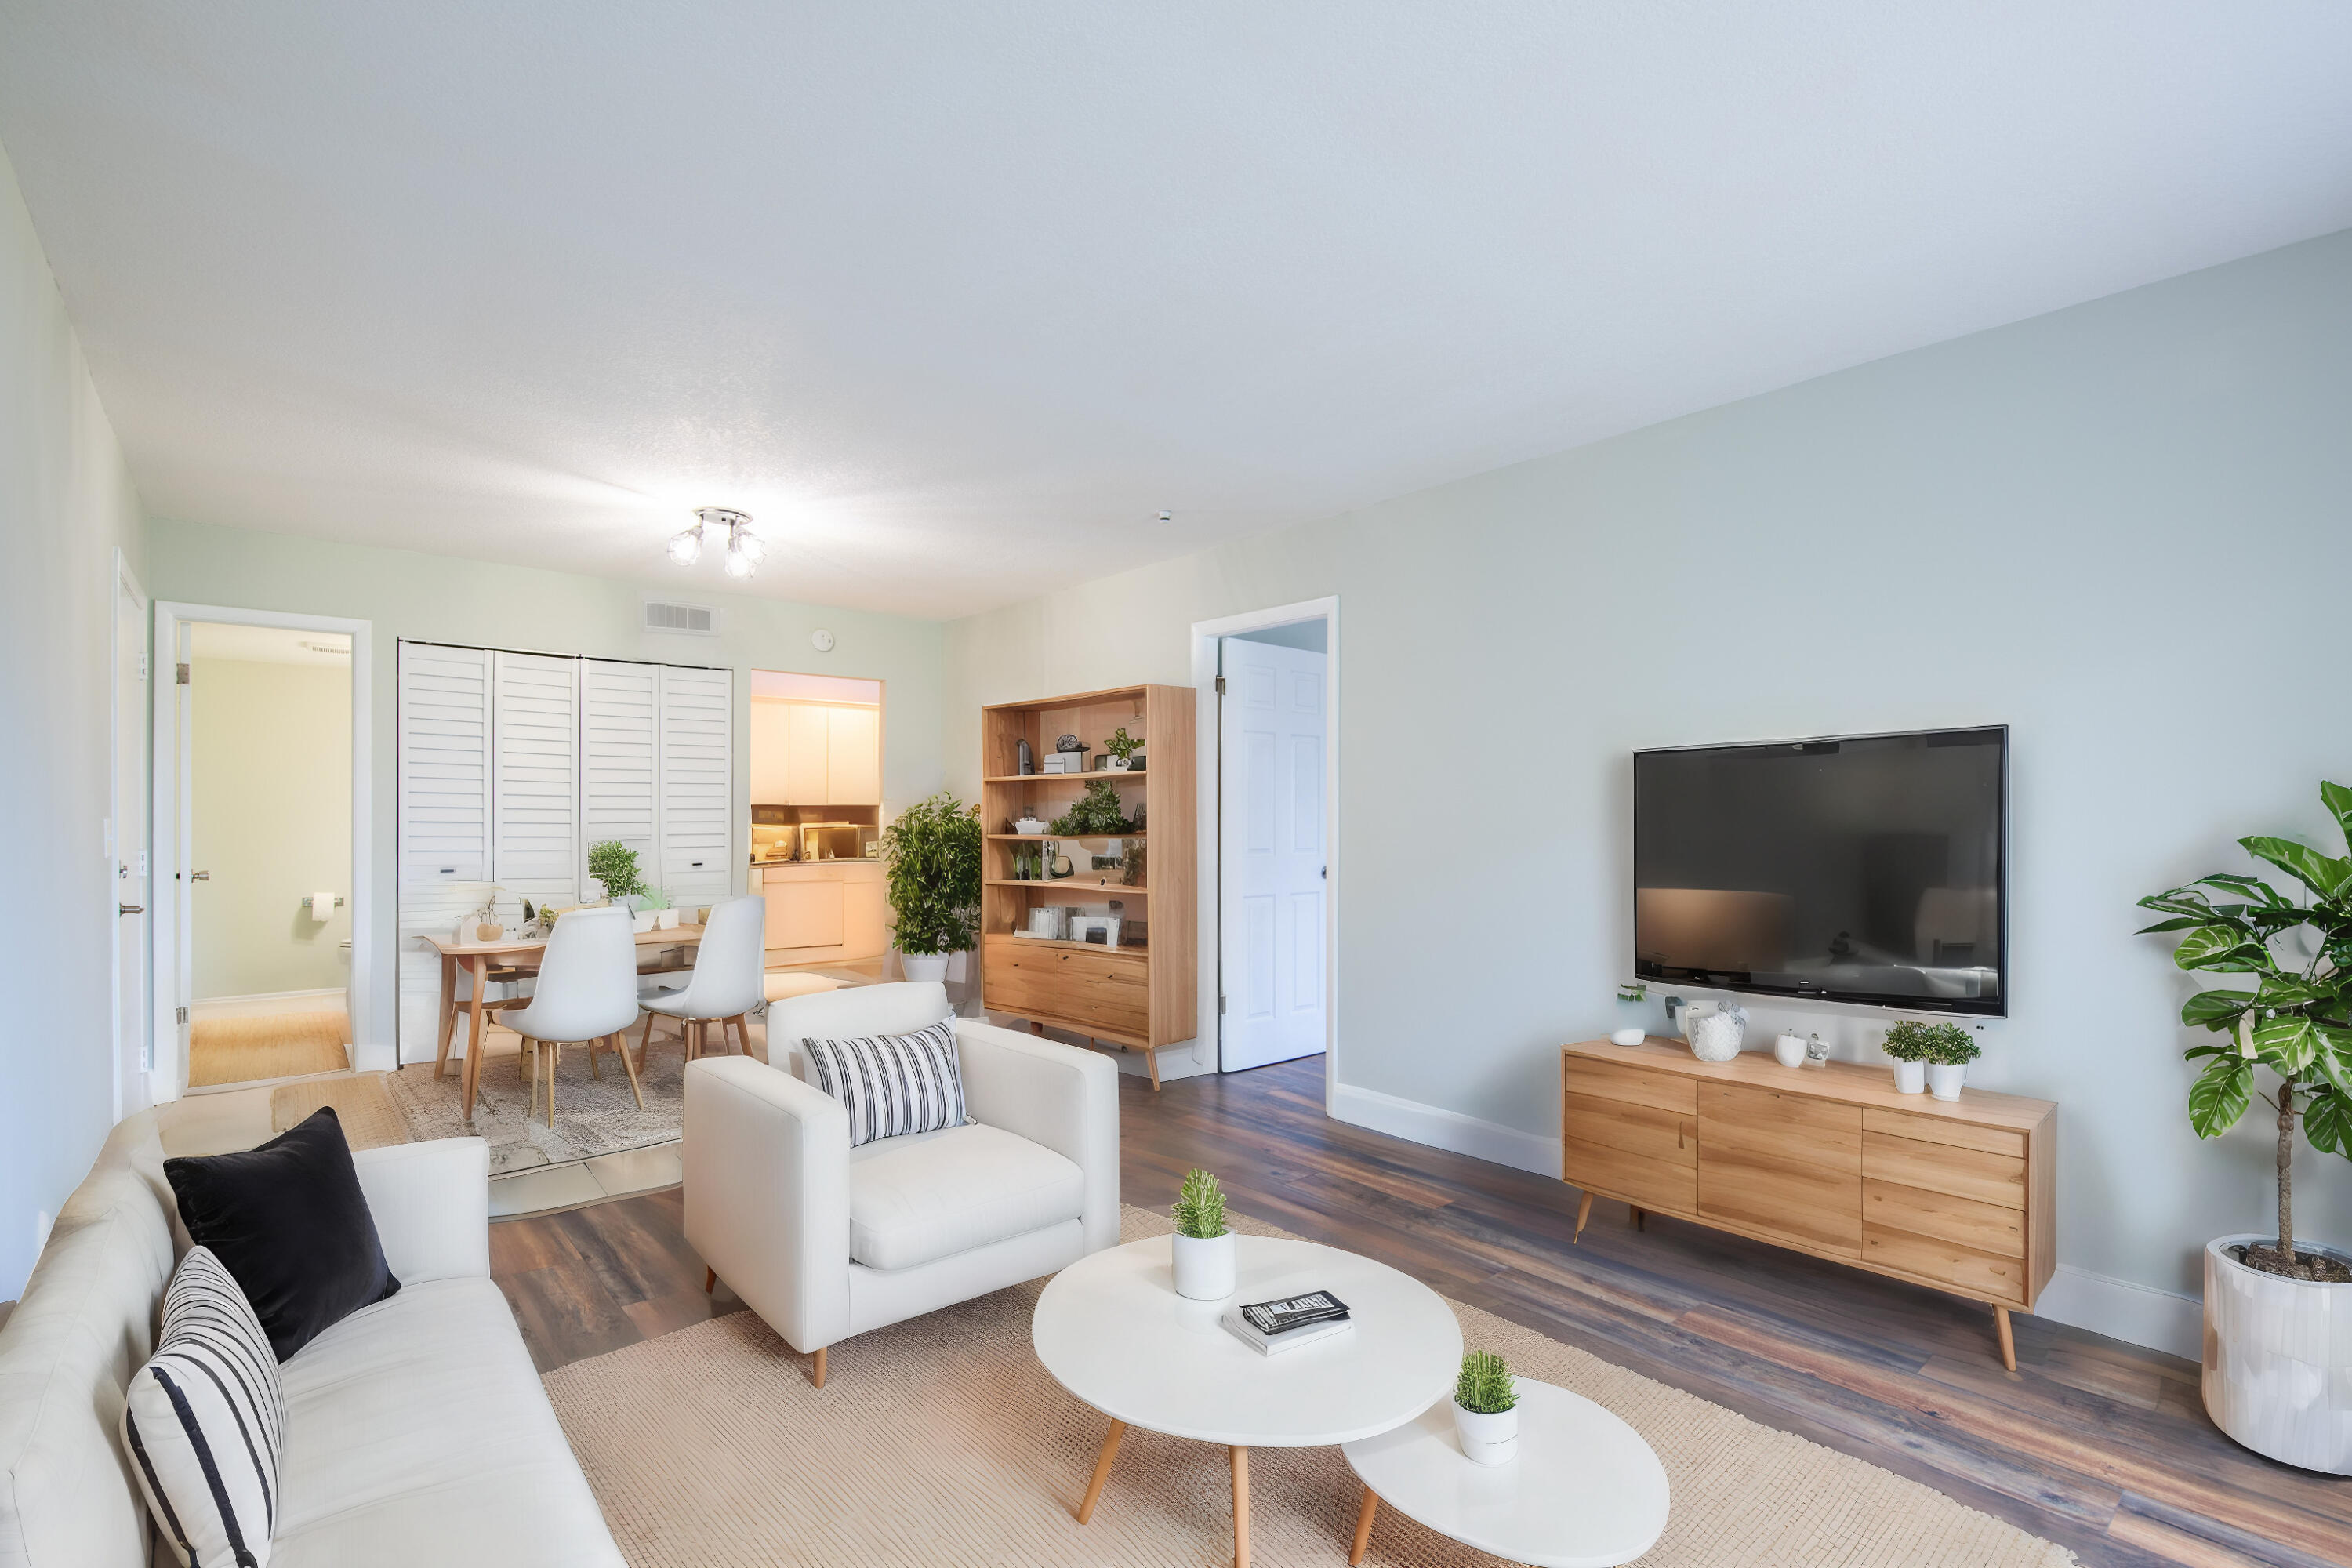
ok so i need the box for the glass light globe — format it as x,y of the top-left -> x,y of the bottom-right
668,527 -> 702,564
724,543 -> 753,579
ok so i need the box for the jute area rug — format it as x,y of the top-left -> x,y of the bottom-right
187,1009 -> 350,1085
385,1025 -> 723,1173
268,1073 -> 409,1150
543,1207 -> 2074,1567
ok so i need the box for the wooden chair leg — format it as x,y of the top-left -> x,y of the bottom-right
637,1011 -> 658,1073
731,1014 -> 751,1054
1349,1486 -> 1380,1566
586,1032 -> 603,1080
611,1030 -> 644,1109
703,1266 -> 716,1294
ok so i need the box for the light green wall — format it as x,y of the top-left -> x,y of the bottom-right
946,228 -> 2352,1338
0,140 -> 149,1299
144,518 -> 949,1054
191,657 -> 353,998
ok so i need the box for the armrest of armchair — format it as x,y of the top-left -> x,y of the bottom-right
354,1137 -> 490,1284
953,1019 -> 1120,1255
683,1057 -> 852,1352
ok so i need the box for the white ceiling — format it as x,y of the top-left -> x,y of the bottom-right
4,4 -> 2349,619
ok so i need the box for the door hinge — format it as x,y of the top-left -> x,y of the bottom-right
1214,676 -> 1225,695
138,652 -> 147,681
175,1006 -> 190,1026
175,662 -> 191,685
1218,995 -> 1226,1015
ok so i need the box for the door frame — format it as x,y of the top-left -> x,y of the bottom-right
1188,597 -> 1340,1108
111,550 -> 151,1120
152,602 -> 377,1099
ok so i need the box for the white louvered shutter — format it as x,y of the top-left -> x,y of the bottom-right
582,660 -> 662,895
658,664 -> 733,905
397,642 -> 492,884
492,651 -> 582,906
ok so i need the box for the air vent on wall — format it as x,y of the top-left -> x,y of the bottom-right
644,599 -> 720,636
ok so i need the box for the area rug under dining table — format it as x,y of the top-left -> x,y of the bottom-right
542,1207 -> 2074,1567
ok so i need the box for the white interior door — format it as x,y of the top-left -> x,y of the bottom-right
1218,636 -> 1328,1071
658,665 -> 734,906
113,565 -> 151,1116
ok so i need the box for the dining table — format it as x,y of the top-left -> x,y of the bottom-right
422,920 -> 706,1124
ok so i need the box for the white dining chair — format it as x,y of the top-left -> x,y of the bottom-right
638,896 -> 767,1068
503,906 -> 647,1126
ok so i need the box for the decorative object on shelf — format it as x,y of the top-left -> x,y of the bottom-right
1883,1020 -> 1974,1097
586,840 -> 647,906
2137,778 -> 2352,1474
1069,913 -> 1122,948
1017,737 -> 1036,775
1805,1032 -> 1831,1065
1452,1350 -> 1520,1466
1685,1000 -> 1748,1062
1102,726 -> 1145,772
1013,812 -> 1047,835
1170,1167 -> 1235,1300
882,791 -> 982,983
1616,982 -> 1647,1004
1613,982 -> 1649,1044
1122,837 -> 1146,887
1055,733 -> 1083,752
1774,1029 -> 1809,1069
1050,778 -> 1134,836
1609,1028 -> 1645,1047
1022,906 -> 1071,940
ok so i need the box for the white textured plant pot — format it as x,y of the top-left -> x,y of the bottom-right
1926,1063 -> 1967,1100
2204,1235 -> 2352,1475
1891,1061 -> 1927,1095
1773,1032 -> 1808,1069
630,911 -> 657,935
655,907 -> 680,930
1686,1011 -> 1744,1062
1171,1232 -> 1236,1300
902,953 -> 951,983
1453,1399 -> 1519,1466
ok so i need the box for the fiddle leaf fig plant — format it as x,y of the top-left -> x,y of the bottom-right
2137,779 -> 2352,1281
882,793 -> 982,958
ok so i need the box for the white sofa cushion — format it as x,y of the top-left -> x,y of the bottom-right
846,1123 -> 1083,1271
267,1277 -> 622,1568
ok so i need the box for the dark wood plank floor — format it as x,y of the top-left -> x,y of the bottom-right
491,1057 -> 2350,1568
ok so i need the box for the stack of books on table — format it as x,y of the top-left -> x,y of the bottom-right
1220,1291 -> 1352,1356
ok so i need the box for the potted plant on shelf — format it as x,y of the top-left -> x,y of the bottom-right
882,792 -> 982,983
1102,726 -> 1145,773
1453,1350 -> 1520,1466
1883,1020 -> 1977,1098
2137,779 -> 2352,1475
1050,778 -> 1134,837
586,840 -> 647,909
1170,1167 -> 1235,1300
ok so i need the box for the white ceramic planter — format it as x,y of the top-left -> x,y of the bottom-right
1171,1232 -> 1236,1300
1773,1031 -> 1807,1069
2205,1235 -> 2352,1475
902,953 -> 951,983
1926,1063 -> 1967,1101
1891,1061 -> 1926,1095
630,910 -> 658,935
654,907 -> 681,931
1453,1396 -> 1519,1466
1686,1006 -> 1746,1063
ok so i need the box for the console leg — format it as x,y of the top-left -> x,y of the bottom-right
702,1266 -> 715,1294
1573,1191 -> 1593,1243
1632,1206 -> 1646,1232
1994,1305 -> 2016,1372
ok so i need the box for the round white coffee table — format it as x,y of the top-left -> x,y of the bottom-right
1033,1233 -> 1461,1568
1341,1378 -> 1669,1566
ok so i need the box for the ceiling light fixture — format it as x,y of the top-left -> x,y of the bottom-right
675,507 -> 761,577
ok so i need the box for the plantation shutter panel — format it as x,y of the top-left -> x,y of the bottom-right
581,659 -> 663,896
397,642 -> 492,884
492,650 -> 582,906
658,664 -> 733,906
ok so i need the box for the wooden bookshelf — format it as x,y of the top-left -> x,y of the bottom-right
979,684 -> 1196,1088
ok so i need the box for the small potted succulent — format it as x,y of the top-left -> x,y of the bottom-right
640,886 -> 678,930
1453,1350 -> 1520,1465
1881,1019 -> 1976,1096
1102,726 -> 1145,773
1170,1167 -> 1235,1300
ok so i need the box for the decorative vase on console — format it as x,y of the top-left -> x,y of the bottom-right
1686,1001 -> 1748,1062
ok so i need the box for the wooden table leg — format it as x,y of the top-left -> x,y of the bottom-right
612,1029 -> 644,1110
1348,1485 -> 1379,1566
1994,1305 -> 2016,1372
434,953 -> 458,1077
1573,1190 -> 1594,1243
460,956 -> 491,1123
1230,1445 -> 1250,1568
1076,1417 -> 1127,1524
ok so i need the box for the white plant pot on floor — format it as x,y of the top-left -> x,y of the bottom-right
1891,1061 -> 1927,1095
1171,1232 -> 1235,1300
1453,1397 -> 1519,1466
902,953 -> 950,983
1926,1063 -> 1968,1101
2205,1235 -> 2352,1475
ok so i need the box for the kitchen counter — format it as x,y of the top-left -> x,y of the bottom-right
759,858 -> 886,961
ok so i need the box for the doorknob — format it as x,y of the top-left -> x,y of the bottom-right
118,904 -> 144,916
190,870 -> 211,881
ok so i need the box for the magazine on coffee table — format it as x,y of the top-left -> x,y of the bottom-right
1220,1290 -> 1355,1356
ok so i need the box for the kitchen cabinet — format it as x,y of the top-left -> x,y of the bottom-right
786,705 -> 830,804
826,706 -> 880,804
750,702 -> 792,802
750,699 -> 881,807
762,860 -> 887,962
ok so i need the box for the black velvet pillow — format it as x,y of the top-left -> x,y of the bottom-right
165,1106 -> 400,1362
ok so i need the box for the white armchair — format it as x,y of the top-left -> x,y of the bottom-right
683,981 -> 1119,1386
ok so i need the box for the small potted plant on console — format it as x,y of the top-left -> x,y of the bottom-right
1880,1019 -> 1972,1096
1452,1349 -> 1519,1465
2138,779 -> 2352,1475
1170,1167 -> 1235,1300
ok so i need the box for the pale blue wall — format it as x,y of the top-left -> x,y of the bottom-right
946,228 -> 2352,1311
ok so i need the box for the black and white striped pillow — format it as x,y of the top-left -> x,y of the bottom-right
121,1246 -> 284,1568
802,1018 -> 970,1147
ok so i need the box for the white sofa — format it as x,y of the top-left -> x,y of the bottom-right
0,1113 -> 622,1568
686,980 -> 1118,1375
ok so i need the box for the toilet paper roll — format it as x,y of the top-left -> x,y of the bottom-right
308,891 -> 336,918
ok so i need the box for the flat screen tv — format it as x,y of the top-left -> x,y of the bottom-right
1633,727 -> 2007,1015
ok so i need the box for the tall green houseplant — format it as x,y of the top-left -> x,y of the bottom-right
2137,780 -> 2352,1279
883,792 -> 982,958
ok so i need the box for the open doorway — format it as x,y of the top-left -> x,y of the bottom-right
1191,598 -> 1339,1098
180,623 -> 355,1087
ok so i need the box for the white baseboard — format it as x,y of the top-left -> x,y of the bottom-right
1330,1081 -> 1559,1176
2031,1265 -> 2202,1361
1327,1080 -> 2205,1360
351,1040 -> 398,1074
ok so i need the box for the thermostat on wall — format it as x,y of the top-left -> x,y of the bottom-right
811,629 -> 835,652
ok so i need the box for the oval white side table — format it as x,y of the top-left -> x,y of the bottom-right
1341,1379 -> 1669,1567
1033,1233 -> 1460,1568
